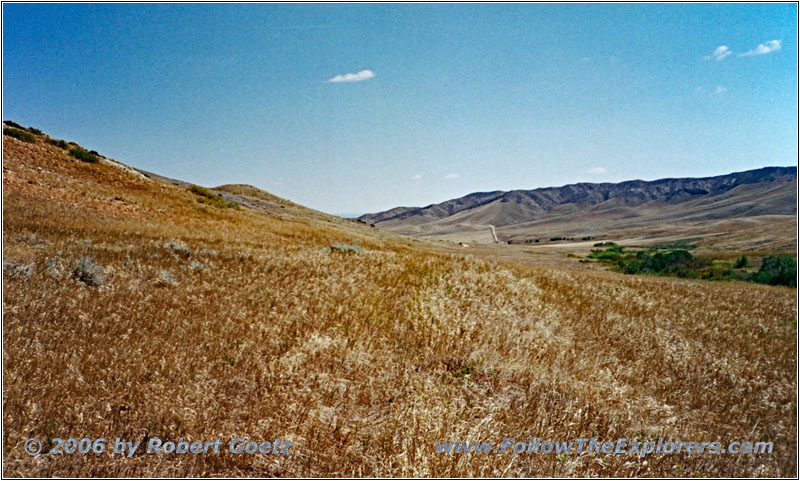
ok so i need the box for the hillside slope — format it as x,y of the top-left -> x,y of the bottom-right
360,167 -> 797,246
3,124 -> 796,477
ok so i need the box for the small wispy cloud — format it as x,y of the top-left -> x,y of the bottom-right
714,86 -> 727,94
442,173 -> 460,180
586,167 -> 607,175
328,70 -> 375,83
739,39 -> 781,57
704,40 -> 781,61
705,45 -> 733,61
411,174 -> 422,181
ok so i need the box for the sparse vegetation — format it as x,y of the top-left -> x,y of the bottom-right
46,138 -> 70,149
4,127 -> 36,143
587,244 -> 626,261
71,256 -> 105,286
156,269 -> 178,286
3,119 -> 25,129
69,147 -> 100,163
649,238 -> 700,250
44,254 -> 67,278
188,258 -> 216,271
158,239 -> 192,257
3,260 -> 33,280
330,242 -> 363,254
188,184 -> 240,209
3,121 -> 43,135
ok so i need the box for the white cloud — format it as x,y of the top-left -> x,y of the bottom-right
705,45 -> 733,61
328,70 -> 375,83
740,39 -> 781,57
411,174 -> 422,180
442,173 -> 460,180
586,167 -> 607,175
714,86 -> 727,94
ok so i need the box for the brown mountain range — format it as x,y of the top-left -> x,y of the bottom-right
359,167 -> 797,246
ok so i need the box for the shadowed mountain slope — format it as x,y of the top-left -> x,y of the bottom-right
360,167 -> 797,243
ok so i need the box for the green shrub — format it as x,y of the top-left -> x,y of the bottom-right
47,138 -> 70,149
752,255 -> 796,287
615,249 -> 711,278
188,185 -> 240,209
3,120 -> 25,129
69,147 -> 100,163
588,249 -> 622,261
621,261 -> 641,274
641,250 -> 704,274
594,243 -> 792,286
4,127 -> 36,143
27,127 -> 42,135
594,241 -> 617,247
650,239 -> 699,250
733,255 -> 751,269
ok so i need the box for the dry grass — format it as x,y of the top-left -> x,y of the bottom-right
3,133 -> 797,477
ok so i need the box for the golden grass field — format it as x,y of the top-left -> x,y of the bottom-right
3,130 -> 797,477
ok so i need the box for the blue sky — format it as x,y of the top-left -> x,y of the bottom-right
3,3 -> 797,215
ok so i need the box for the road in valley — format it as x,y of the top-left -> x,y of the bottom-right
487,224 -> 499,243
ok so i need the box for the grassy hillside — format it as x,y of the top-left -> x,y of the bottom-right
3,127 -> 797,477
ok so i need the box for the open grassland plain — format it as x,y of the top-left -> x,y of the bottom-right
3,130 -> 797,477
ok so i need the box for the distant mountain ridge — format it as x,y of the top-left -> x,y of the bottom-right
359,166 -> 797,242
